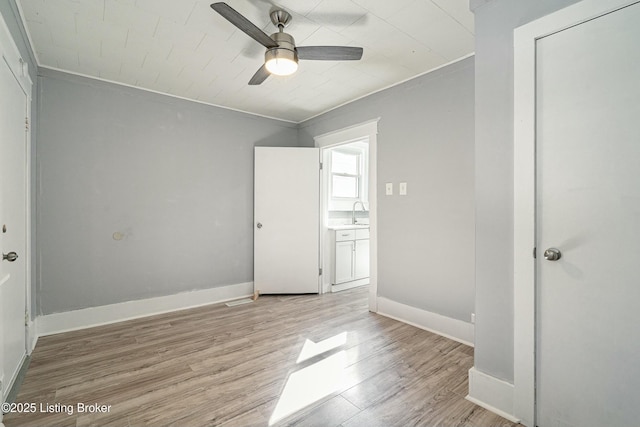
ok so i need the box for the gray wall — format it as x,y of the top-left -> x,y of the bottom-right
36,69 -> 299,315
300,58 -> 475,323
472,0 -> 581,382
0,0 -> 38,317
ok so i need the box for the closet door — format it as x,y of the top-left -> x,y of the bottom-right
535,3 -> 640,425
0,53 -> 28,400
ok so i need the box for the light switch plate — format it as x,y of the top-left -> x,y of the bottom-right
385,183 -> 393,195
399,182 -> 407,195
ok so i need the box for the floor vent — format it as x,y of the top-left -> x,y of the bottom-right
225,298 -> 254,307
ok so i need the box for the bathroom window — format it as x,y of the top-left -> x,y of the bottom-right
330,150 -> 360,199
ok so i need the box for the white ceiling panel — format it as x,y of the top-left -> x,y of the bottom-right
271,0 -> 325,17
135,0 -> 197,24
351,0 -> 416,21
305,0 -> 368,33
431,0 -> 475,33
103,1 -> 160,37
17,0 -> 475,122
387,0 -> 474,61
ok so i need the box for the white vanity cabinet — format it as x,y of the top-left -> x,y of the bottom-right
331,227 -> 369,288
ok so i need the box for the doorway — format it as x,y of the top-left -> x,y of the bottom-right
314,120 -> 379,310
321,141 -> 370,294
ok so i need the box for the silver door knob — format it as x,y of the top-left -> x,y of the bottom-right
2,251 -> 18,262
543,248 -> 561,261
256,222 -> 263,229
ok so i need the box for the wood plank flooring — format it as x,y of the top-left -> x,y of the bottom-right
3,287 -> 517,426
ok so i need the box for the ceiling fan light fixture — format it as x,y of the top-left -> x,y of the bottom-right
265,49 -> 298,76
265,32 -> 298,76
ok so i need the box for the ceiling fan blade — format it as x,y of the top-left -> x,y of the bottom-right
296,46 -> 363,61
248,64 -> 271,85
211,2 -> 278,49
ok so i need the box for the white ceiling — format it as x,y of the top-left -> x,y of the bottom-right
17,0 -> 474,123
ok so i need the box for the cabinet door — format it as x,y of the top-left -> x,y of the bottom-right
334,241 -> 355,284
354,239 -> 370,280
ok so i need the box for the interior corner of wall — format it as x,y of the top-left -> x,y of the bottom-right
469,0 -> 493,13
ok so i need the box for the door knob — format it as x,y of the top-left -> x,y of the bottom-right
256,222 -> 263,229
543,248 -> 561,261
3,251 -> 18,262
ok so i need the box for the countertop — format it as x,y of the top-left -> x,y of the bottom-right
327,224 -> 370,230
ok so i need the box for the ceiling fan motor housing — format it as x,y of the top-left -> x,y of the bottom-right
265,32 -> 298,75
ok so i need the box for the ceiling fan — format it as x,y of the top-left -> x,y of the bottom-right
210,2 -> 364,85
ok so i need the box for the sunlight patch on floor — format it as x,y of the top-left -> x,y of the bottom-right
269,332 -> 349,425
296,332 -> 347,364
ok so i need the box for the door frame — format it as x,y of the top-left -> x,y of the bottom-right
314,119 -> 379,311
513,1 -> 638,425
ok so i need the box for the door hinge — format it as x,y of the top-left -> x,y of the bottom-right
533,247 -> 537,259
25,311 -> 29,326
319,268 -> 323,276
25,117 -> 29,130
319,162 -> 323,170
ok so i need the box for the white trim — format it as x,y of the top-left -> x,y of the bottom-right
27,320 -> 37,355
38,66 -> 297,125
37,55 -> 475,124
13,0 -> 39,66
513,1 -> 639,425
467,367 -> 520,423
37,282 -> 253,336
314,119 -> 380,147
0,11 -> 32,97
302,53 -> 475,123
24,65 -> 33,357
513,13 -> 537,427
15,0 -> 473,126
315,119 -> 379,311
331,278 -> 368,293
376,297 -> 474,347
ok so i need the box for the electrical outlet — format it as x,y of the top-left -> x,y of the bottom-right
471,313 -> 476,324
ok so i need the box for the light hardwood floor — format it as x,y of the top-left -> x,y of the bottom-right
4,287 -> 517,427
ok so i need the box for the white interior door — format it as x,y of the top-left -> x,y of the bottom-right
254,147 -> 320,294
0,55 -> 28,400
536,3 -> 640,426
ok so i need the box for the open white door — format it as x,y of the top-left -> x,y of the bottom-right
0,53 -> 28,401
254,147 -> 320,294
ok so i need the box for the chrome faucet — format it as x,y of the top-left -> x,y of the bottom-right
352,201 -> 366,225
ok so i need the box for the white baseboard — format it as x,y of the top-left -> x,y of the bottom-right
467,367 -> 520,423
37,282 -> 253,336
376,297 -> 474,347
27,320 -> 38,354
331,278 -> 368,292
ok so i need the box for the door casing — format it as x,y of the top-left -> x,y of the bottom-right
513,0 -> 639,425
314,119 -> 379,310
